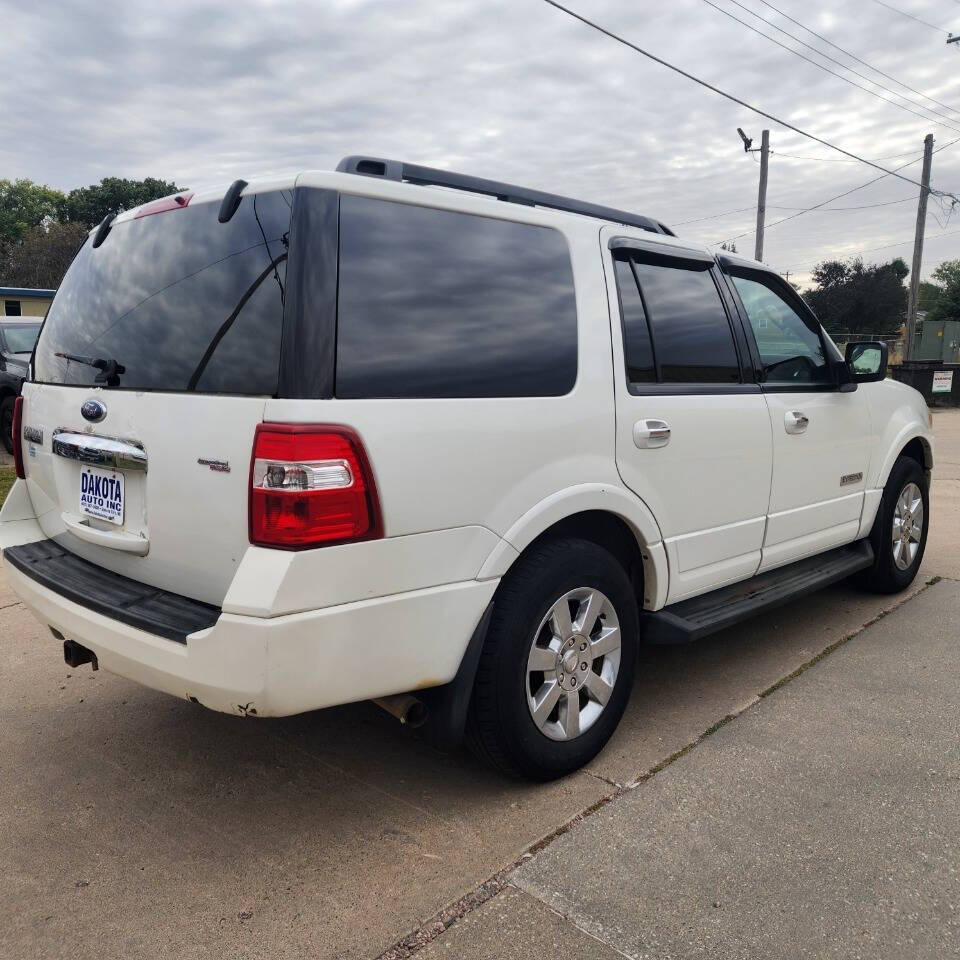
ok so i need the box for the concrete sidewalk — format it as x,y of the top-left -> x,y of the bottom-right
420,579 -> 960,959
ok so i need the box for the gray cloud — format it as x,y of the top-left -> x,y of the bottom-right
2,0 -> 959,283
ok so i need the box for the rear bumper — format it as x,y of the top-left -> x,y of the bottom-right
1,510 -> 497,717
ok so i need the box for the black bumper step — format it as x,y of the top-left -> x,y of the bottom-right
3,540 -> 220,644
644,540 -> 875,645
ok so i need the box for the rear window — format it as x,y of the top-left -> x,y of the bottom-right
335,196 -> 578,398
34,191 -> 291,394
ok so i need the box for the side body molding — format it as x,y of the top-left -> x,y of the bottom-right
477,483 -> 669,610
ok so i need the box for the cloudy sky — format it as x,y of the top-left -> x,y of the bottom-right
3,0 -> 960,285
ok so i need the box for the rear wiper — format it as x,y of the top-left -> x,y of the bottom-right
55,351 -> 126,386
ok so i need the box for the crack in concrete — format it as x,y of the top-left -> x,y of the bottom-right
375,577 -> 946,959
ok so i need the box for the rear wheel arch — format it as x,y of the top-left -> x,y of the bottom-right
484,503 -> 662,614
517,510 -> 645,605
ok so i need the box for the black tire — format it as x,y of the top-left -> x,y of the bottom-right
466,537 -> 638,780
0,396 -> 15,456
855,455 -> 929,594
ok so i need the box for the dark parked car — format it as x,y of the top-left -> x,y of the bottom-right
1,319 -> 41,454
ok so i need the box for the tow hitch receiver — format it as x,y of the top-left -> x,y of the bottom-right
62,637 -> 98,671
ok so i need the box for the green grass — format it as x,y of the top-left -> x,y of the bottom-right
0,466 -> 15,509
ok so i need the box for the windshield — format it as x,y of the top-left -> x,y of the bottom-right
33,189 -> 291,394
2,324 -> 40,354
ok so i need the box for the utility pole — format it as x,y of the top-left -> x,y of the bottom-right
905,133 -> 934,362
754,129 -> 770,262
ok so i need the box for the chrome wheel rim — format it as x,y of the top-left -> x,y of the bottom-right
525,587 -> 621,742
892,481 -> 923,571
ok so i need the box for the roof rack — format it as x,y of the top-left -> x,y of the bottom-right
335,156 -> 675,236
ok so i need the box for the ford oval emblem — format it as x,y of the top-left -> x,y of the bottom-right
81,399 -> 107,423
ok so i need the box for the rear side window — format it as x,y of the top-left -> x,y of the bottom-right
612,257 -> 655,384
335,196 -> 578,398
34,191 -> 291,394
613,252 -> 740,386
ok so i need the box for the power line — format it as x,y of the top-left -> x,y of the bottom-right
715,135 -> 960,244
699,0 -> 960,135
541,0 -> 959,201
717,0 -> 960,127
754,0 -> 960,120
714,163 -> 916,244
869,0 -> 949,34
771,151 -> 862,163
787,226 -> 960,272
767,148 -> 924,162
678,195 -> 917,225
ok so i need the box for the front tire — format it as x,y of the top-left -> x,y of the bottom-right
856,455 -> 929,594
466,537 -> 638,780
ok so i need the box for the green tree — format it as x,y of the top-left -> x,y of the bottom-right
917,279 -> 943,315
802,257 -> 908,336
3,222 -> 89,289
65,177 -> 185,227
0,179 -> 67,242
928,260 -> 960,322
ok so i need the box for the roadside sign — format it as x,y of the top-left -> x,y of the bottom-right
932,370 -> 954,394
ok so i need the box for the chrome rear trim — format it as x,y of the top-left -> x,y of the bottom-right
52,430 -> 147,472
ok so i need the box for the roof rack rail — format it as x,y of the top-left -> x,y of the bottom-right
335,156 -> 675,236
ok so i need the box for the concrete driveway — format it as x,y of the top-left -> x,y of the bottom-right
2,412 -> 958,959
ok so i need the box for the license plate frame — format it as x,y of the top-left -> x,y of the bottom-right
79,465 -> 125,526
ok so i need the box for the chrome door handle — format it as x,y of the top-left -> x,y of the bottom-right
785,410 -> 809,434
633,419 -> 671,449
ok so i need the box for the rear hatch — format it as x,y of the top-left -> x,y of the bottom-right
21,186 -> 293,606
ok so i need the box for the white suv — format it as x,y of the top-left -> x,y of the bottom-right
0,157 -> 933,779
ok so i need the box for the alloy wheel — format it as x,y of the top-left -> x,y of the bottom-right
892,481 -> 923,571
525,587 -> 622,742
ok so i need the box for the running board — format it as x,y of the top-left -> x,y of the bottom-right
644,540 -> 875,645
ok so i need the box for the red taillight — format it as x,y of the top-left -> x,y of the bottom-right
12,396 -> 24,479
133,193 -> 194,218
249,424 -> 383,550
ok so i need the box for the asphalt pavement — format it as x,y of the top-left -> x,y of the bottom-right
1,412 -> 958,959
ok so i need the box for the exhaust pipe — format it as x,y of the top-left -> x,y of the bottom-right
373,693 -> 428,729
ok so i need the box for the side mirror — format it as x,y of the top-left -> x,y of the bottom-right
844,340 -> 888,384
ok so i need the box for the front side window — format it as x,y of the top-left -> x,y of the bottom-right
730,272 -> 829,385
613,252 -> 741,386
335,196 -> 578,398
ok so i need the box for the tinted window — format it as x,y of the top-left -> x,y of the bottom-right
731,272 -> 829,384
34,191 -> 290,394
632,259 -> 740,383
612,255 -> 655,384
2,324 -> 40,353
336,196 -> 577,398
5,300 -> 21,316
